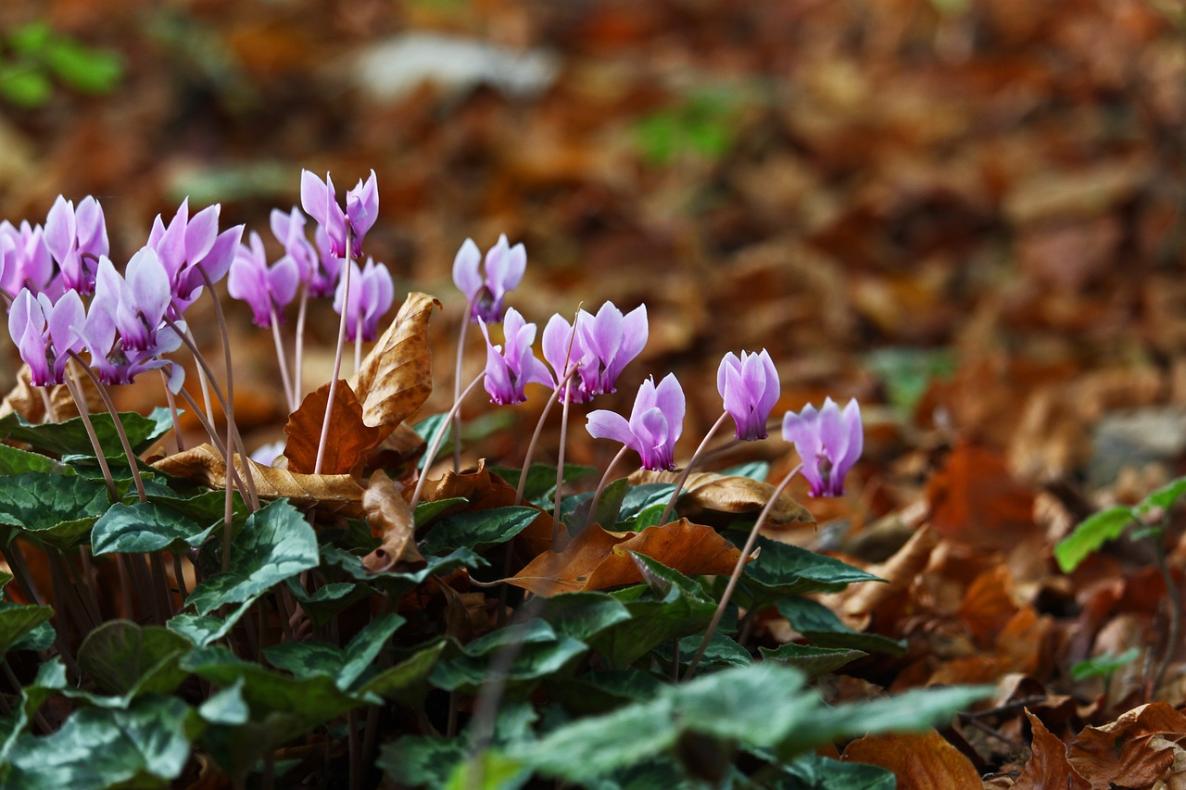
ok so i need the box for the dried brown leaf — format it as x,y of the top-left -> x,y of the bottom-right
841,730 -> 981,787
153,443 -> 364,516
1015,710 -> 1091,790
360,469 -> 422,573
0,362 -> 98,421
1067,703 -> 1186,789
282,381 -> 384,475
509,518 -> 743,596
349,291 -> 441,432
926,444 -> 1035,549
627,468 -> 813,526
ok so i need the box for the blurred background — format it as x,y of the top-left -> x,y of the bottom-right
3,0 -> 1186,526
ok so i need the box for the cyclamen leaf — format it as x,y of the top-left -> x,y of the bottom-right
357,640 -> 447,704
199,679 -> 248,726
167,598 -> 256,647
759,643 -> 868,677
1141,477 -> 1186,513
91,501 -> 214,555
780,754 -> 895,789
263,613 -> 404,690
675,633 -> 751,669
742,537 -> 882,604
77,620 -> 191,697
185,498 -> 318,615
0,473 -> 110,549
0,445 -> 63,475
1054,507 -> 1134,573
378,736 -> 467,788
777,597 -> 906,656
539,593 -> 633,641
419,506 -> 539,555
0,407 -> 175,459
0,603 -> 53,656
430,635 -> 587,693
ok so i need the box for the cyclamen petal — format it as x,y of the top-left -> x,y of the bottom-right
717,349 -> 780,441
781,398 -> 863,497
573,302 -> 648,400
453,235 -> 528,323
585,373 -> 685,471
479,307 -> 549,405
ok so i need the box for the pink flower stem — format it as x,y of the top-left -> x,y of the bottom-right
452,299 -> 473,473
354,313 -> 363,377
185,325 -> 216,428
658,411 -> 731,525
293,285 -> 308,406
314,233 -> 352,476
409,372 -> 486,511
159,370 -> 185,453
62,368 -> 116,500
268,305 -> 296,412
37,387 -> 57,423
582,445 -> 630,534
514,369 -> 577,506
177,387 -> 248,497
684,462 -> 802,681
552,379 -> 573,536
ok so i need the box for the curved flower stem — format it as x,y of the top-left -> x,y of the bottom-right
684,462 -> 802,681
159,370 -> 184,453
514,369 -> 577,506
583,445 -> 630,533
268,306 -> 296,412
185,326 -> 216,429
69,355 -> 145,502
552,379 -> 573,533
198,269 -> 260,509
37,388 -> 57,423
177,387 -> 249,498
62,369 -> 116,500
165,315 -> 258,511
292,285 -> 308,406
452,300 -> 473,473
315,233 -> 352,475
658,411 -> 731,525
410,372 -> 486,511
354,313 -> 363,378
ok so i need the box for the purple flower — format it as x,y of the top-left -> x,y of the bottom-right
586,373 -> 685,471
333,257 -> 395,342
541,312 -> 582,391
44,195 -> 109,295
6,288 -> 85,386
573,302 -> 647,400
311,225 -> 344,298
0,221 -> 53,297
299,170 -> 379,257
451,236 -> 526,323
228,232 -> 300,327
717,350 -> 780,441
82,254 -> 186,391
782,398 -> 863,497
147,198 -> 243,315
270,207 -> 319,288
479,307 -> 552,405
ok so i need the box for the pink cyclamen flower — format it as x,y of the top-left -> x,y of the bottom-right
0,221 -> 53,297
7,288 -> 85,386
717,349 -> 780,441
147,198 -> 243,316
541,312 -> 583,393
451,236 -> 526,323
782,398 -> 863,497
82,253 -> 186,391
586,373 -> 685,471
228,232 -> 300,327
333,257 -> 395,342
311,225 -> 344,298
44,195 -> 109,295
573,302 -> 648,401
479,307 -> 552,405
270,207 -> 320,288
299,170 -> 378,257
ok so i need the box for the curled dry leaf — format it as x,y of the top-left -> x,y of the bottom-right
509,518 -> 744,596
841,730 -> 981,787
926,443 -> 1035,550
1016,710 -> 1091,790
1066,702 -> 1186,788
0,362 -> 99,422
361,469 -> 423,573
826,524 -> 938,630
628,468 -> 813,526
153,443 -> 365,516
282,381 -> 384,475
349,291 -> 441,432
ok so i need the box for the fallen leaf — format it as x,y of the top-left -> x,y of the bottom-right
153,443 -> 365,516
628,468 -> 814,526
0,362 -> 99,422
360,469 -> 422,573
509,518 -> 743,596
926,444 -> 1035,549
1015,709 -> 1091,790
841,730 -> 981,787
828,524 -> 938,629
1066,702 -> 1186,788
350,292 -> 441,433
960,566 -> 1020,646
282,381 -> 384,474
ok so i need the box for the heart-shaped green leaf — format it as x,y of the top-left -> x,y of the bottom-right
0,445 -> 65,476
0,603 -> 53,656
419,506 -> 540,555
740,537 -> 882,606
776,597 -> 905,656
264,613 -> 404,690
78,620 -> 191,697
91,501 -> 215,555
758,643 -> 867,677
0,473 -> 111,549
0,407 -> 175,459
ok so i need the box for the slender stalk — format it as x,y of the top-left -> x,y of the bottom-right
684,463 -> 801,681
198,269 -> 260,508
354,313 -> 363,377
159,370 -> 184,453
185,326 -> 216,429
172,552 -> 189,600
166,315 -> 258,510
37,387 -> 57,422
8,541 -> 79,675
292,285 -> 308,406
77,546 -> 103,623
658,411 -> 731,525
1154,533 -> 1181,694
177,387 -> 248,497
47,550 -> 96,632
222,417 -> 234,573
553,378 -> 573,528
409,372 -> 486,510
314,233 -> 352,475
452,299 -> 473,472
63,370 -> 116,500
514,369 -> 576,505
268,306 -> 296,412
583,446 -> 630,533
70,356 -> 146,501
